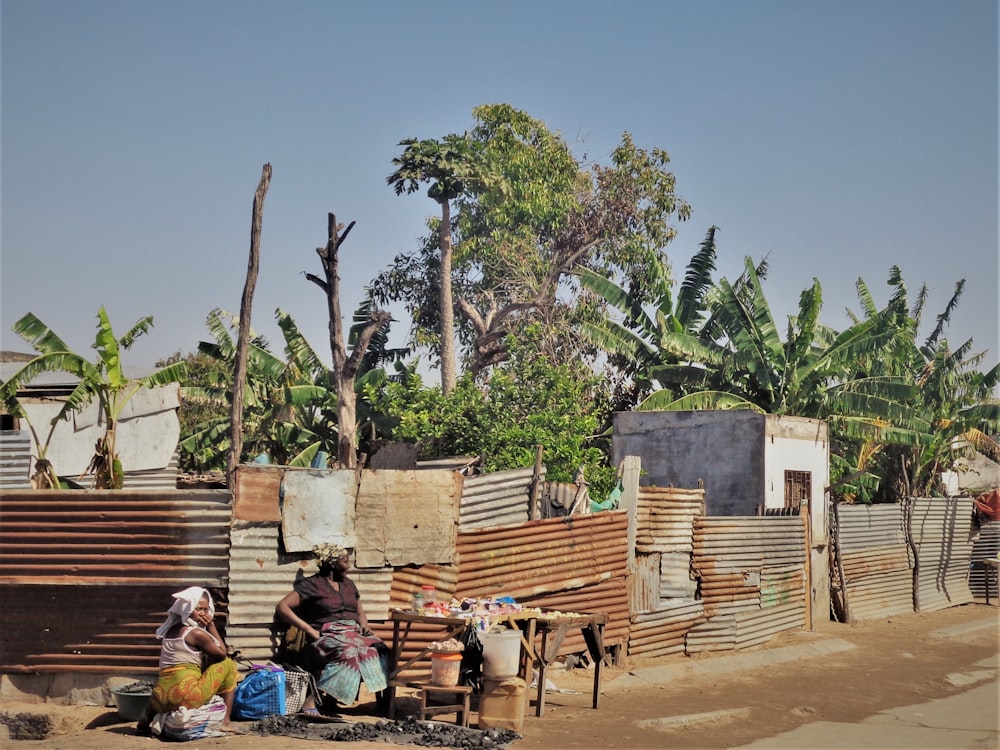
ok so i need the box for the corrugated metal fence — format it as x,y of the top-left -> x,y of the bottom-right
0,489 -> 231,674
833,497 -> 978,622
686,516 -> 807,653
970,519 -> 1000,599
627,486 -> 809,659
908,497 -> 975,612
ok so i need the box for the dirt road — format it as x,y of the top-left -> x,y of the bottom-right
4,603 -> 997,749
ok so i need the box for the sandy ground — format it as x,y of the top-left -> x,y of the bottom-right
2,603 -> 997,749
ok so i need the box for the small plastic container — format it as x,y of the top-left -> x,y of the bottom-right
430,651 -> 463,686
413,591 -> 425,613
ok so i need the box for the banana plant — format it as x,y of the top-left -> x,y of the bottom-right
2,307 -> 187,488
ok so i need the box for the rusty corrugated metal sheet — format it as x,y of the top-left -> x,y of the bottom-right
631,552 -> 661,614
453,511 -> 630,661
834,503 -> 913,622
391,564 -> 459,610
629,599 -> 704,658
686,602 -> 805,654
0,489 -> 231,586
456,511 -> 629,600
233,464 -> 282,522
636,486 -> 704,554
523,577 -> 631,655
688,516 -> 808,651
908,497 -> 975,612
459,466 -> 537,530
0,584 -> 231,675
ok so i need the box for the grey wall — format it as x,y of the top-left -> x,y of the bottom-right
612,411 -> 766,516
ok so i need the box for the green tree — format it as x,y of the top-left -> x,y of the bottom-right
578,226 -> 726,414
379,104 -> 691,382
388,135 -> 486,395
580,245 -> 936,501
364,326 -> 615,494
180,306 -> 404,471
180,308 -> 331,469
2,308 -> 186,488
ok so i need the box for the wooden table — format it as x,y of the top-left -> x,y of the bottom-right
388,609 -> 608,719
980,558 -> 1000,605
531,612 -> 608,717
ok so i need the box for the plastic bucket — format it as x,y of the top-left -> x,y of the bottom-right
481,630 -> 521,678
430,652 -> 463,687
477,676 -> 526,731
111,685 -> 153,721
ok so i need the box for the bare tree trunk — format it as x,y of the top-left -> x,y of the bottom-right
228,163 -> 271,489
439,199 -> 456,395
307,213 -> 391,469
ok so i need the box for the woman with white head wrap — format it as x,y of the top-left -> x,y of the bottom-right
142,586 -> 237,734
275,544 -> 390,714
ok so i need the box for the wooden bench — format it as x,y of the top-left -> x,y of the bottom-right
388,680 -> 473,726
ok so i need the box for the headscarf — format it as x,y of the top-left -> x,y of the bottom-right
155,586 -> 215,639
313,543 -> 348,569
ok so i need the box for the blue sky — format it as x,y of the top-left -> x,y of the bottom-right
2,1 -> 997,376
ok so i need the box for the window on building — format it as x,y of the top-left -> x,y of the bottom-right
783,470 -> 811,510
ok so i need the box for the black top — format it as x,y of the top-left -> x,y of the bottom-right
293,574 -> 362,629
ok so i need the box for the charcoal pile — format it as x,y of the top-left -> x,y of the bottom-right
329,718 -> 521,748
0,712 -> 53,740
249,714 -> 520,748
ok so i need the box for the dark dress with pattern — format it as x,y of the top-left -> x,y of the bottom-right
291,574 -> 389,705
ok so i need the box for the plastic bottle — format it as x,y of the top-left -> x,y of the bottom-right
421,584 -> 436,606
413,590 -> 425,614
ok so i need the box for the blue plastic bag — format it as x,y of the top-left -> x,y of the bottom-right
233,665 -> 286,720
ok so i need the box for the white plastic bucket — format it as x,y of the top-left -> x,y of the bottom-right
480,630 -> 521,678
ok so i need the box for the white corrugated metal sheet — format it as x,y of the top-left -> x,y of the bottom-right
0,431 -> 32,489
459,466 -> 538,529
908,497 -> 975,611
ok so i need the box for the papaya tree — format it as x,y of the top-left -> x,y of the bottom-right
388,135 -> 486,395
2,307 -> 186,488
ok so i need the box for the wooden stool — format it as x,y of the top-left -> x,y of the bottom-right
389,680 -> 472,727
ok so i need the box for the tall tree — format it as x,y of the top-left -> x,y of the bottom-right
229,163 -> 271,489
387,135 -> 482,394
2,308 -> 186,488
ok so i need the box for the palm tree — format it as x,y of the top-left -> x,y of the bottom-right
2,307 -> 186,488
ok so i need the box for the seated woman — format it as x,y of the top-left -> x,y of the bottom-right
143,586 -> 237,734
275,543 -> 390,712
